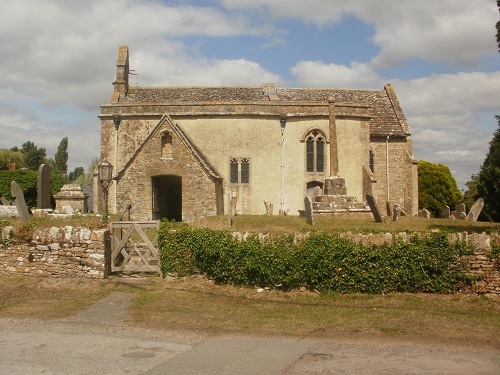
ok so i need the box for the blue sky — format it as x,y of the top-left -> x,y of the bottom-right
0,0 -> 498,190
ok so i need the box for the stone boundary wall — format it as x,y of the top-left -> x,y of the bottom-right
0,227 -> 109,279
1,227 -> 499,295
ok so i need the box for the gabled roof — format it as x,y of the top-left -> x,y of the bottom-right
115,115 -> 221,180
117,84 -> 410,136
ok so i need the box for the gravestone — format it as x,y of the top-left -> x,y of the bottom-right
456,203 -> 466,220
365,193 -> 385,223
230,193 -> 237,214
264,200 -> 274,215
304,196 -> 314,225
441,205 -> 450,219
422,208 -> 431,219
1,197 -> 11,205
227,193 -> 233,227
37,164 -> 51,209
392,204 -> 400,222
386,201 -> 393,216
11,181 -> 31,222
467,198 -> 484,222
312,186 -> 321,199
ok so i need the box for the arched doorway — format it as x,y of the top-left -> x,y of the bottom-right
152,175 -> 182,221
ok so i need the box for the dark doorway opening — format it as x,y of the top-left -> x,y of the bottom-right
152,175 -> 182,221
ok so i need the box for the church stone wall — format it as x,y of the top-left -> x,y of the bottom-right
370,136 -> 417,215
179,116 -> 331,216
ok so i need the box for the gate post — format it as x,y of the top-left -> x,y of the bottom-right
103,229 -> 112,277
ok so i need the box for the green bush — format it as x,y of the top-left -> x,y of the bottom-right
0,170 -> 66,208
157,222 -> 474,294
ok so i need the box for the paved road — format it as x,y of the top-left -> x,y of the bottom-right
0,293 -> 498,374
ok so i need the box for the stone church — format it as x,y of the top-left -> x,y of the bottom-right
97,46 -> 418,222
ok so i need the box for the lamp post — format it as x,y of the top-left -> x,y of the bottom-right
98,158 -> 114,223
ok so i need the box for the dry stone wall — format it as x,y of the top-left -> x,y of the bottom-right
0,227 -> 109,279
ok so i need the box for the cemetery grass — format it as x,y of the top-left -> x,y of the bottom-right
2,214 -> 498,235
0,276 -> 499,350
192,215 -> 500,234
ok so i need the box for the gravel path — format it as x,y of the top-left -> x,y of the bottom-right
0,293 -> 498,374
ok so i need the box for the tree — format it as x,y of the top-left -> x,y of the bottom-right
497,0 -> 500,50
0,170 -> 65,208
21,141 -> 46,170
476,116 -> 500,222
75,158 -> 99,186
418,160 -> 463,217
462,174 -> 479,210
54,137 -> 68,177
68,166 -> 84,181
0,148 -> 25,170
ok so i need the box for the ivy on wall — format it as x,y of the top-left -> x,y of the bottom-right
158,222 -> 475,294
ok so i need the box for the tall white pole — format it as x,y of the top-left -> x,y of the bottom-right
280,117 -> 286,214
113,115 -> 120,215
386,135 -> 390,201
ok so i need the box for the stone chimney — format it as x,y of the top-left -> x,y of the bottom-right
113,46 -> 129,98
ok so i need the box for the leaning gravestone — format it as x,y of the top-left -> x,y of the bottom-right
365,193 -> 385,223
304,196 -> 314,225
1,197 -> 11,205
467,198 -> 484,222
11,181 -> 31,222
37,164 -> 51,209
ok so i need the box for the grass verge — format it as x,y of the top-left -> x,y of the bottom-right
1,275 -> 497,349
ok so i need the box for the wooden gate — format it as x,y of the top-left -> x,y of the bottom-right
110,221 -> 161,274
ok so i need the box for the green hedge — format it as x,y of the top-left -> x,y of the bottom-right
0,170 -> 66,208
158,222 -> 475,294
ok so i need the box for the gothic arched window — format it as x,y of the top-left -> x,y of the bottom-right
229,158 -> 250,184
305,130 -> 325,173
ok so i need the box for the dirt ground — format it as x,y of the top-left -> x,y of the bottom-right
0,291 -> 498,374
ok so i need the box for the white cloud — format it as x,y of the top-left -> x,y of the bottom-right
0,0 -> 276,109
290,61 -> 382,88
219,0 -> 498,68
133,45 -> 283,87
392,71 -> 500,188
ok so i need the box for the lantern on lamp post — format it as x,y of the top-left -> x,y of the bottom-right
97,158 -> 114,222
